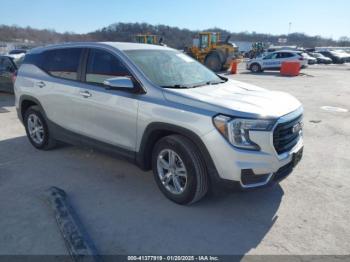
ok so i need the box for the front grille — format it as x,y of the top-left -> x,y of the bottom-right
273,114 -> 303,154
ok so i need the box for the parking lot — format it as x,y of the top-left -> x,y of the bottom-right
0,64 -> 350,256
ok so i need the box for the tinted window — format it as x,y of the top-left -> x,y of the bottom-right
0,57 -> 15,72
281,52 -> 295,58
86,49 -> 131,84
264,53 -> 278,59
22,53 -> 41,66
42,48 -> 83,80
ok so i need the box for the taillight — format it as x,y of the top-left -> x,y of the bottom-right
11,71 -> 17,83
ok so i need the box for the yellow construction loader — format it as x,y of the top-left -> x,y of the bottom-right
185,32 -> 237,72
135,34 -> 164,45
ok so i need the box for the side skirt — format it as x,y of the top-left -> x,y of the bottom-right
47,119 -> 137,165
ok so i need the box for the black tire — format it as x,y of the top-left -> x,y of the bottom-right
152,135 -> 208,205
250,63 -> 262,73
24,106 -> 56,150
205,52 -> 222,72
215,49 -> 227,65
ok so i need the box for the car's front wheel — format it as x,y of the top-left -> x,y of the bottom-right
24,106 -> 56,150
250,63 -> 262,73
152,135 -> 208,205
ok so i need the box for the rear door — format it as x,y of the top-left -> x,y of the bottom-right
39,48 -> 86,132
74,48 -> 139,151
282,52 -> 298,61
274,52 -> 299,68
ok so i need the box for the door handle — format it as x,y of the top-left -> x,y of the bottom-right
36,81 -> 46,88
79,90 -> 92,98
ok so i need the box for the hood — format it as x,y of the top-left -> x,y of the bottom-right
163,79 -> 302,118
331,51 -> 350,58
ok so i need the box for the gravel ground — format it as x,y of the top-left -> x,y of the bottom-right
0,64 -> 349,256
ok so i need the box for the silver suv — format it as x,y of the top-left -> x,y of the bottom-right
15,42 -> 304,205
247,50 -> 308,73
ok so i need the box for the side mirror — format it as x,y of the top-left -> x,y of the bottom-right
103,77 -> 134,91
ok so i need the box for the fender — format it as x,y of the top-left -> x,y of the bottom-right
17,95 -> 47,123
136,122 -> 220,182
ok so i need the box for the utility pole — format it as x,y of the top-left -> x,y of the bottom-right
287,22 -> 292,44
288,22 -> 292,36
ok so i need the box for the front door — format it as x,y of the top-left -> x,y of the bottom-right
262,53 -> 279,69
75,48 -> 139,151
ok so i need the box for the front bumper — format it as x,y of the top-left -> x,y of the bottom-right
202,109 -> 304,188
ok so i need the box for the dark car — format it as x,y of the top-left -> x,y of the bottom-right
317,51 -> 345,64
0,55 -> 22,93
310,53 -> 332,64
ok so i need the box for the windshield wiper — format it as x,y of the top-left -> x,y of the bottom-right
162,80 -> 226,89
161,84 -> 193,89
207,80 -> 226,85
191,80 -> 225,88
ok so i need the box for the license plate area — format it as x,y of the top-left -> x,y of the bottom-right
292,147 -> 303,167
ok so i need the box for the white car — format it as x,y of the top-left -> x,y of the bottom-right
15,42 -> 303,204
302,53 -> 317,65
246,51 -> 308,73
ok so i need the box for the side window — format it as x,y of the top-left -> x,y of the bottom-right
200,35 -> 209,49
276,53 -> 284,59
86,49 -> 131,85
0,58 -> 15,72
281,52 -> 294,58
0,58 -> 5,71
41,48 -> 83,80
264,53 -> 277,59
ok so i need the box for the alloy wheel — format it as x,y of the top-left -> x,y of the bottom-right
157,149 -> 188,195
27,114 -> 45,144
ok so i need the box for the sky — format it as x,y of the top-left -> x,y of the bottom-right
1,0 -> 350,39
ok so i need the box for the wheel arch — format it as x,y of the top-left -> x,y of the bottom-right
250,62 -> 262,71
18,95 -> 47,123
136,122 -> 219,180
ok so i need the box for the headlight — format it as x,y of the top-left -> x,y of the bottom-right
213,115 -> 275,150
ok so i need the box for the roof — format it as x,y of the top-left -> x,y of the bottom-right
273,50 -> 302,53
29,41 -> 174,54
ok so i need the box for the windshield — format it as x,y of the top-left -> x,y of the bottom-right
330,51 -> 342,56
124,49 -> 224,88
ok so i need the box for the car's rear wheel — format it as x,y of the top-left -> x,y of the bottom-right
24,106 -> 56,150
250,63 -> 262,73
152,135 -> 208,205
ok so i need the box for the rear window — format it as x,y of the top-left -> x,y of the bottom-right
41,48 -> 83,80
